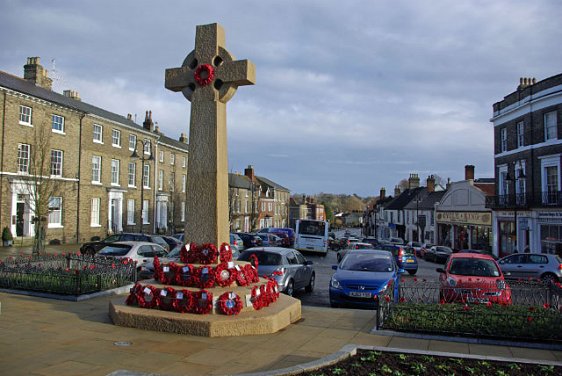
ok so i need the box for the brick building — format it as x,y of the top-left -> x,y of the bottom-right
486,74 -> 562,257
0,57 -> 188,244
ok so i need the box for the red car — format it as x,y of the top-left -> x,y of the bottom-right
437,253 -> 512,305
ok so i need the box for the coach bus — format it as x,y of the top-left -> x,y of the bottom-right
294,219 -> 329,255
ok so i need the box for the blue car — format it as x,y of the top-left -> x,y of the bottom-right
329,249 -> 401,309
377,244 -> 418,275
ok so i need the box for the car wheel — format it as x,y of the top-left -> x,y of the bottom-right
541,273 -> 558,285
285,280 -> 295,297
407,270 -> 417,275
305,273 -> 315,293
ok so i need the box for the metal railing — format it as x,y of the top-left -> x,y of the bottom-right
486,191 -> 562,209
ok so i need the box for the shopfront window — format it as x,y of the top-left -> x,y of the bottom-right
540,224 -> 562,256
499,220 -> 516,257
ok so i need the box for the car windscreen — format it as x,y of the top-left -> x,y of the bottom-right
98,245 -> 132,256
449,258 -> 500,277
238,251 -> 282,266
340,253 -> 393,272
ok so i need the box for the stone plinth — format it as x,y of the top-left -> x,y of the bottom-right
110,294 -> 301,337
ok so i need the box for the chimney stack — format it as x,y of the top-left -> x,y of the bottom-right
408,173 -> 420,189
380,187 -> 386,200
465,164 -> 475,181
63,90 -> 81,101
426,175 -> 435,193
24,57 -> 53,90
446,178 -> 451,190
394,185 -> 401,197
127,114 -> 132,121
143,110 -> 154,131
244,165 -> 255,181
179,132 -> 188,144
517,77 -> 537,90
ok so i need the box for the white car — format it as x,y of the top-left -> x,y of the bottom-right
96,241 -> 168,272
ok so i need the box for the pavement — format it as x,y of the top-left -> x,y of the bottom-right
1,289 -> 561,376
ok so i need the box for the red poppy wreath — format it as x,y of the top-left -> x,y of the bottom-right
217,292 -> 243,315
137,285 -> 158,309
157,286 -> 177,311
192,290 -> 214,314
215,262 -> 237,287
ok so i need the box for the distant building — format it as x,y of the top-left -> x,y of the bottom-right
289,195 -> 325,229
486,74 -> 562,257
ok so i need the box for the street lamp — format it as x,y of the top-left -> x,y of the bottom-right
131,140 -> 153,234
504,161 -> 526,253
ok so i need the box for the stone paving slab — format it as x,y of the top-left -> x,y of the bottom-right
1,291 -> 561,376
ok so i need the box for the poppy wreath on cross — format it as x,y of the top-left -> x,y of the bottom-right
173,289 -> 194,313
249,253 -> 259,269
160,262 -> 178,285
235,264 -> 249,286
157,286 -> 177,311
196,265 -> 216,288
217,291 -> 243,315
194,64 -> 215,86
137,285 -> 158,309
125,283 -> 144,306
250,285 -> 264,310
174,264 -> 195,287
188,243 -> 219,264
179,243 -> 190,263
192,289 -> 214,314
244,263 -> 260,283
153,256 -> 163,281
267,278 -> 280,300
214,262 -> 237,287
219,242 -> 233,263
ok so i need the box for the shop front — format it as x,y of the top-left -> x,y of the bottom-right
436,211 -> 492,252
537,211 -> 562,257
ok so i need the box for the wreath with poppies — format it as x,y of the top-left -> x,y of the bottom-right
196,265 -> 216,288
173,289 -> 194,313
249,253 -> 259,269
214,262 -> 237,287
192,290 -> 214,314
174,264 -> 195,287
267,279 -> 280,300
235,264 -> 249,286
160,262 -> 178,285
194,64 -> 215,86
219,242 -> 233,263
157,286 -> 177,311
217,292 -> 243,315
244,264 -> 260,284
179,243 -> 190,263
137,285 -> 158,309
153,256 -> 162,281
198,243 -> 219,264
250,285 -> 264,310
126,283 -> 144,306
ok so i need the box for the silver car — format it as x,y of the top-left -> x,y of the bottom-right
96,241 -> 168,274
238,247 -> 315,296
498,253 -> 562,284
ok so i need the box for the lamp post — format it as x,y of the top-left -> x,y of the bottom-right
505,161 -> 526,253
131,140 -> 153,234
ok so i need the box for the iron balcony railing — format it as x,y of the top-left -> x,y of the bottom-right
485,191 -> 562,209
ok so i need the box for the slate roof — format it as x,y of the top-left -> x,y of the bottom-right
385,188 -> 422,210
158,133 -> 189,151
418,191 -> 446,210
229,173 -> 252,189
256,175 -> 290,192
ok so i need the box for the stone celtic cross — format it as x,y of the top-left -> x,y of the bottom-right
165,23 -> 255,246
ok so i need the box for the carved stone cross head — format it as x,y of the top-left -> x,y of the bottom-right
165,23 -> 255,103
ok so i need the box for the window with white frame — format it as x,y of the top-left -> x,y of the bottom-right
544,111 -> 557,141
128,162 -> 136,186
142,200 -> 149,224
541,156 -> 560,204
159,150 -> 164,163
93,124 -> 103,143
92,156 -> 101,183
182,174 -> 186,193
181,201 -> 186,222
170,172 -> 175,192
129,134 -> 136,151
500,128 -> 507,152
517,121 -> 525,148
111,159 -> 120,185
91,198 -> 101,226
50,149 -> 63,177
48,197 -> 62,227
19,105 -> 32,125
499,165 -> 509,203
17,144 -> 30,174
143,164 -> 150,188
170,153 -> 175,165
127,199 -> 135,225
182,156 -> 187,168
143,139 -> 151,154
245,200 -> 248,213
111,129 -> 121,147
515,161 -> 526,200
52,114 -> 64,133
158,170 -> 164,191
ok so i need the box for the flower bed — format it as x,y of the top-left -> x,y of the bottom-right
0,254 -> 136,295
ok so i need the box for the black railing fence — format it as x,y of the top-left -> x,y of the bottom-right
486,190 -> 562,209
0,254 -> 136,295
375,280 -> 562,342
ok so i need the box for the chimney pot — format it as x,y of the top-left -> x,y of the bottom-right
465,164 -> 475,181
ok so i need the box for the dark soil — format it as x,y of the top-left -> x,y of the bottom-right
302,349 -> 560,376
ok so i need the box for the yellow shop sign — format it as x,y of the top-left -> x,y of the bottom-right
436,211 -> 491,226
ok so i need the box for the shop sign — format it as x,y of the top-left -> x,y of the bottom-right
436,211 -> 491,226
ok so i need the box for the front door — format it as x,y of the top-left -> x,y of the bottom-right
16,202 -> 25,236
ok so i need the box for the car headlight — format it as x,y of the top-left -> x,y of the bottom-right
496,279 -> 506,290
447,278 -> 457,287
330,277 -> 341,289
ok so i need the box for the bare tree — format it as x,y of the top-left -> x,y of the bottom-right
15,124 -> 62,254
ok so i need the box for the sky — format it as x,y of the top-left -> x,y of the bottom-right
1,0 -> 561,197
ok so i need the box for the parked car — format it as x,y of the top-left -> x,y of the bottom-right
257,233 -> 282,247
172,233 -> 185,242
425,246 -> 453,263
337,242 -> 375,263
362,237 -> 380,247
230,233 -> 245,254
498,253 -> 562,284
257,227 -> 296,247
437,253 -> 512,305
235,232 -> 263,249
419,243 -> 433,259
388,237 -> 405,245
161,235 -> 183,249
377,244 -> 418,275
456,249 -> 498,260
80,233 -> 170,255
138,244 -> 182,279
330,249 -> 401,309
96,241 -> 168,274
270,231 -> 291,247
237,247 -> 315,296
406,241 -> 424,257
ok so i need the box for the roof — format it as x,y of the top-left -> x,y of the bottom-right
474,180 -> 495,197
386,188 -> 423,210
158,133 -> 188,152
256,175 -> 290,192
228,173 -> 252,189
418,191 -> 446,210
